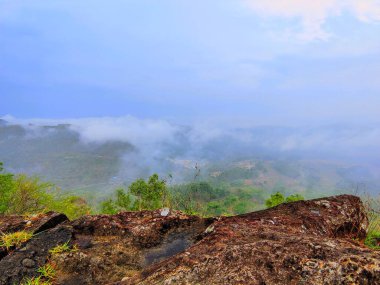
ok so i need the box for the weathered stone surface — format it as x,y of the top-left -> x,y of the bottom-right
122,195 -> 379,285
0,195 -> 379,285
54,210 -> 212,284
0,211 -> 68,236
0,225 -> 72,285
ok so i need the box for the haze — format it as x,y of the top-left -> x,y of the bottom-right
0,1 -> 380,196
1,0 -> 380,125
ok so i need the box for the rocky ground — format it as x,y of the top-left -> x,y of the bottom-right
0,195 -> 379,284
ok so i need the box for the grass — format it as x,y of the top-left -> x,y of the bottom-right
21,263 -> 56,285
37,263 -> 56,280
21,277 -> 52,285
0,231 -> 33,250
49,241 -> 78,256
365,230 -> 380,250
362,193 -> 380,250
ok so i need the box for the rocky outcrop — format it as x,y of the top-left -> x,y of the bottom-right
0,195 -> 379,285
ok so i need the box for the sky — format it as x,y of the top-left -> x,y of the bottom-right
1,0 -> 380,126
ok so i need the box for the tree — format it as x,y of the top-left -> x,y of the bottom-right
129,174 -> 168,210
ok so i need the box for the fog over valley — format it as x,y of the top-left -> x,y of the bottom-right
1,116 -> 379,201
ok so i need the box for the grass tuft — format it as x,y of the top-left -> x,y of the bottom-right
37,263 -> 56,280
0,231 -> 33,250
49,241 -> 78,256
21,276 -> 52,285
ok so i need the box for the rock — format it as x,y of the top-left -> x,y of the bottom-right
0,195 -> 379,285
121,195 -> 379,285
0,225 -> 72,285
160,208 -> 170,217
21,258 -> 35,268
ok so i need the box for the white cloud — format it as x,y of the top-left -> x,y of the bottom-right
244,0 -> 380,41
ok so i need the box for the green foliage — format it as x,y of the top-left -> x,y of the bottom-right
0,231 -> 33,250
100,188 -> 132,214
7,175 -> 55,214
265,192 -> 285,208
115,188 -> 131,209
0,162 -> 91,219
129,174 -> 169,210
51,195 -> 92,220
206,201 -> 224,216
265,192 -> 305,208
100,174 -> 168,214
100,198 -> 119,214
365,230 -> 380,250
0,162 -> 15,214
285,194 -> 305,203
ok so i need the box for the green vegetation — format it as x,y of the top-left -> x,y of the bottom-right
0,231 -> 33,250
21,263 -> 56,285
37,263 -> 56,280
101,174 -> 170,213
21,277 -> 52,285
49,241 -> 78,256
363,196 -> 380,250
0,162 -> 14,213
0,163 -> 91,219
365,230 -> 380,250
265,192 -> 304,208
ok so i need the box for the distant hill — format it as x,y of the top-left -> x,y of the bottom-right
0,119 -> 379,199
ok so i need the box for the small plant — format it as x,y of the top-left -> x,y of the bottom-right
0,231 -> 33,250
49,241 -> 77,255
37,263 -> 56,280
21,276 -> 52,285
365,231 -> 380,250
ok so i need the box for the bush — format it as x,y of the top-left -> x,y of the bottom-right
285,194 -> 305,203
265,192 -> 285,208
0,162 -> 91,219
265,192 -> 304,208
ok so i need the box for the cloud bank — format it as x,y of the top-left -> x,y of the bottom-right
244,0 -> 380,41
3,115 -> 380,160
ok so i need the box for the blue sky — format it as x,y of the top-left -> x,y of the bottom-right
1,0 -> 380,125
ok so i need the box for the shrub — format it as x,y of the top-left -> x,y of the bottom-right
265,192 -> 304,208
285,194 -> 305,203
265,192 -> 285,208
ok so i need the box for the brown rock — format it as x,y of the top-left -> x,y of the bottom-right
0,195 -> 379,285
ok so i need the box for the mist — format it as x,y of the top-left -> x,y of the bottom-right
1,116 -> 379,194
